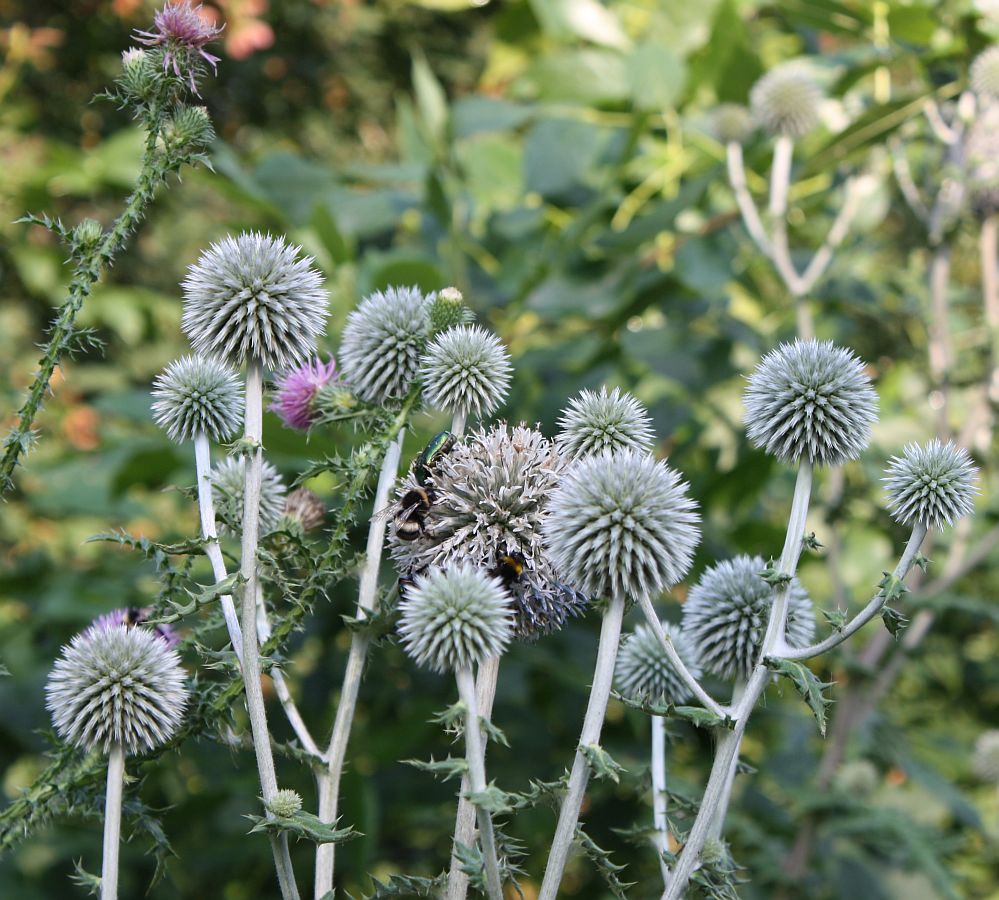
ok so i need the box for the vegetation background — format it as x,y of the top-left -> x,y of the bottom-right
1,0 -> 998,897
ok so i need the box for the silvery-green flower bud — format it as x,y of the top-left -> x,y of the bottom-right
267,789 -> 303,817
119,47 -> 155,101
973,730 -> 999,783
163,104 -> 214,153
834,759 -> 879,797
556,386 -> 654,460
883,439 -> 978,530
211,456 -> 287,534
712,104 -> 754,144
73,218 -> 104,251
750,65 -> 824,138
428,286 -> 474,335
151,355 -> 244,444
615,621 -> 701,706
971,47 -> 999,101
421,325 -> 512,419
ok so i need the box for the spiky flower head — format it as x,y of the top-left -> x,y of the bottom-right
749,64 -> 823,138
390,424 -> 585,638
267,789 -> 304,817
46,625 -> 188,755
834,760 -> 880,797
119,48 -> 155,101
973,730 -> 999,783
89,607 -> 179,649
744,339 -> 878,466
151,355 -> 244,444
971,47 -> 999,100
682,555 -> 815,681
556,386 -> 655,460
428,286 -> 474,335
421,325 -> 512,419
73,218 -> 104,250
133,2 -> 222,93
211,456 -> 287,534
544,449 -> 701,603
966,102 -> 999,216
884,439 -> 978,530
398,564 -> 513,673
712,103 -> 754,144
162,104 -> 214,154
181,232 -> 328,371
270,357 -> 339,431
615,622 -> 702,706
281,487 -> 326,533
338,286 -> 431,404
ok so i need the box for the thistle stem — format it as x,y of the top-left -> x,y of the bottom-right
539,593 -> 626,900
315,432 -> 404,900
725,141 -> 771,256
447,654 -> 501,900
455,665 -> 504,900
707,679 -> 747,842
651,714 -> 670,887
451,409 -> 467,438
101,743 -> 125,900
240,358 -> 300,900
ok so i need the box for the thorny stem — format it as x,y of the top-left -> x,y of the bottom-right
314,430 -> 405,899
539,594 -> 626,900
651,714 -> 670,888
101,743 -> 125,900
447,654 -> 501,900
240,359 -> 300,900
455,666 -> 504,900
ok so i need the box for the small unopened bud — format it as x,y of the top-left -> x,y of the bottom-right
73,218 -> 104,250
163,105 -> 215,153
700,837 -> 729,868
429,286 -> 472,335
267,789 -> 303,818
314,382 -> 358,419
282,487 -> 326,534
119,48 -> 155,101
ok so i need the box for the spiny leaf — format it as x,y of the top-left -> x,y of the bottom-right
480,716 -> 509,747
69,860 -> 101,896
612,691 -> 734,730
881,605 -> 909,639
466,783 -> 514,815
878,571 -> 909,605
403,755 -> 468,782
574,826 -> 634,899
802,531 -> 824,551
430,701 -> 467,736
348,873 -> 446,899
246,809 -> 360,845
760,559 -> 792,588
914,552 -> 931,572
821,607 -> 848,632
765,657 -> 834,737
580,743 -> 626,783
145,573 -> 242,625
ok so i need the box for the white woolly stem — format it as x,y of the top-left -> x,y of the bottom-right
315,433 -> 404,900
982,215 -> 999,332
707,679 -> 747,842
101,743 -> 125,900
193,431 -> 243,663
651,714 -> 670,888
539,594 -> 626,900
447,654 -> 501,900
241,358 -> 300,900
455,665 -> 504,900
451,409 -> 467,438
768,134 -> 794,219
799,175 -> 865,293
726,141 -> 772,256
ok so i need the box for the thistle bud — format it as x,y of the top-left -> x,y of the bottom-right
119,47 -> 155,101
429,286 -> 474,335
267,789 -> 303,817
72,218 -> 104,251
163,105 -> 215,153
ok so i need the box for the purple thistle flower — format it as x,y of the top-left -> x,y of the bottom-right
134,2 -> 223,92
88,607 -> 179,649
270,356 -> 339,431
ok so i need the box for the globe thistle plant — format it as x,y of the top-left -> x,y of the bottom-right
211,456 -> 287,533
267,789 -> 304,818
744,339 -> 878,467
270,356 -> 339,431
338,286 -> 431,404
151,355 -> 244,444
884,439 -> 978,530
389,423 -> 584,638
615,622 -> 702,706
972,730 -> 999,783
749,64 -> 824,138
46,625 -> 188,755
133,1 -> 222,92
421,325 -> 512,422
556,386 -> 655,460
682,555 -> 816,681
971,46 -> 999,101
712,103 -> 754,144
89,607 -> 179,649
181,232 -> 328,371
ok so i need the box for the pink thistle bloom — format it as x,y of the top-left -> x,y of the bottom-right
88,607 -> 179,648
134,2 -> 223,92
270,356 -> 339,431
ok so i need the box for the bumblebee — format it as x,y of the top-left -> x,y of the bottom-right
392,486 -> 435,541
414,430 -> 456,486
491,549 -> 527,586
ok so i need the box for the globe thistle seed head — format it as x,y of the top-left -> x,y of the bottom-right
46,625 -> 188,755
556,386 -> 655,460
211,456 -> 287,534
614,621 -> 702,706
744,339 -> 878,466
133,2 -> 222,93
398,564 -> 513,673
884,439 -> 978,530
181,232 -> 329,370
338,286 -> 431,404
267,789 -> 303,817
682,555 -> 815,681
973,730 -> 999,783
971,47 -> 999,100
712,103 -> 754,144
965,104 -> 999,216
428,286 -> 474,335
421,325 -> 512,419
88,607 -> 179,649
270,356 -> 339,431
834,759 -> 880,797
281,487 -> 326,533
749,65 -> 824,138
390,424 -> 586,638
543,449 -> 701,603
151,355 -> 244,444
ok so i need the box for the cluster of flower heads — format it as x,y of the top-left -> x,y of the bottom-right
884,440 -> 978,530
971,46 -> 999,102
615,621 -> 702,706
965,102 -> 999,216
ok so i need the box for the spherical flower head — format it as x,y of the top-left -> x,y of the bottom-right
971,47 -> 999,100
398,564 -> 513,673
267,789 -> 303,817
543,449 -> 701,603
133,2 -> 222,93
744,339 -> 878,466
421,325 -> 512,419
270,356 -> 339,431
281,487 -> 326,533
712,103 -> 754,144
211,456 -> 287,534
884,439 -> 978,530
682,555 -> 815,681
833,759 -> 879,797
151,355 -> 244,444
428,286 -> 474,335
615,622 -> 702,706
46,625 -> 188,755
391,425 -> 584,637
556,386 -> 655,460
182,232 -> 329,371
338,286 -> 431,404
89,608 -> 179,649
973,730 -> 999,783
750,65 -> 824,138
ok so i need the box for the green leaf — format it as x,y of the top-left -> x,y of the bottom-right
878,571 -> 910,605
579,742 -> 626,783
411,50 -> 448,144
627,41 -> 686,110
881,605 -> 909,639
821,608 -> 848,633
465,783 -> 513,815
246,810 -> 360,845
765,657 -> 834,737
574,826 -> 634,899
759,560 -> 792,588
348,873 -> 446,899
402,755 -> 468,782
144,573 -> 242,625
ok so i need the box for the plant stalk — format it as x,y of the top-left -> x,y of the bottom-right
651,714 -> 670,887
101,743 -> 125,900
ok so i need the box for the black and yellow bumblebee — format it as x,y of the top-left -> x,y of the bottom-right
375,431 -> 457,540
491,549 -> 527,586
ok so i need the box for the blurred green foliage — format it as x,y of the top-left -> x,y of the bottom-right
2,0 -> 999,897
